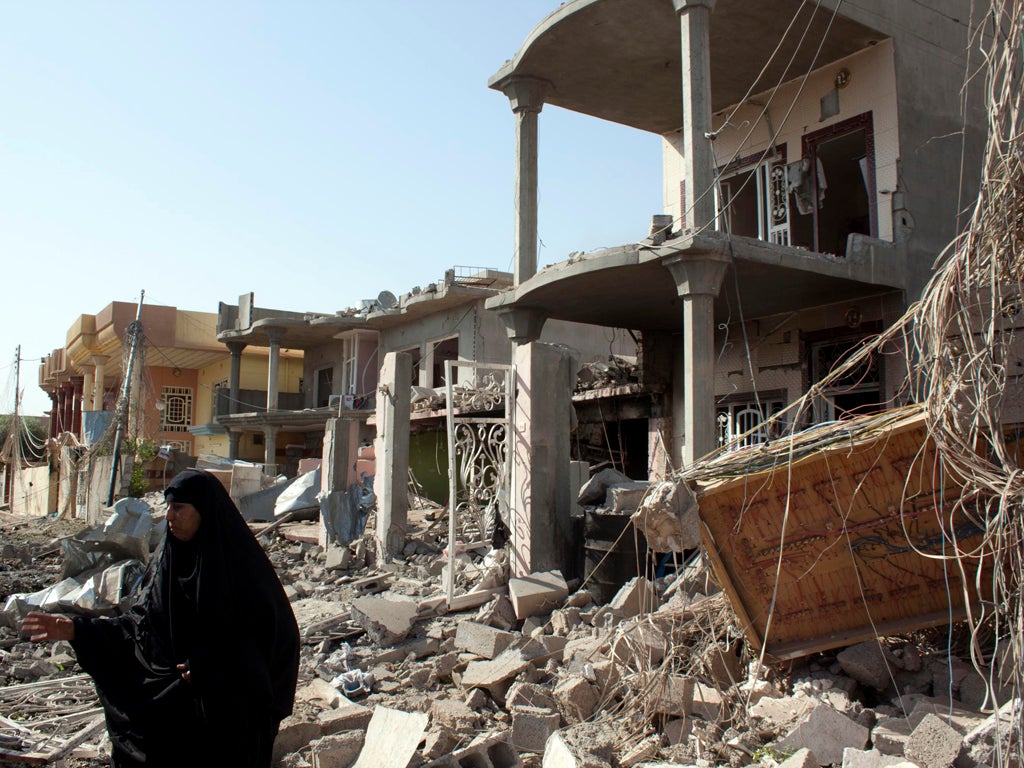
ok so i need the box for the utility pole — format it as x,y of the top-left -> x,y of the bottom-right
4,346 -> 20,508
107,291 -> 145,505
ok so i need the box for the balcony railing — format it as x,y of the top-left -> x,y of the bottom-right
214,388 -> 305,418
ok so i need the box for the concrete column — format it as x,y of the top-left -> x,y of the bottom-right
71,377 -> 84,436
81,366 -> 96,412
496,307 -> 548,344
501,77 -> 548,286
265,328 -> 283,411
511,342 -> 575,577
663,253 -> 729,466
673,0 -> 717,231
92,356 -> 108,411
225,341 -> 246,416
374,352 -> 412,560
60,384 -> 73,434
48,393 -> 59,438
263,426 -> 277,474
228,431 -> 241,462
319,417 -> 359,547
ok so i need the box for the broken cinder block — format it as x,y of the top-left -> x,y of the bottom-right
454,621 -> 517,660
773,703 -> 870,767
508,570 -> 569,620
349,596 -> 419,646
511,706 -> 560,752
904,713 -> 965,768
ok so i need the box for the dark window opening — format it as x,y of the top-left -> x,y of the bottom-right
316,367 -> 334,408
431,338 -> 459,388
791,113 -> 876,257
810,333 -> 883,422
572,417 -> 649,481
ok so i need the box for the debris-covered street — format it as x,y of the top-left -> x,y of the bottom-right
3,0 -> 1024,766
2,479 -> 1018,767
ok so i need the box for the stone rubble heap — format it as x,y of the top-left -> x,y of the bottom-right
1,509 -> 1020,768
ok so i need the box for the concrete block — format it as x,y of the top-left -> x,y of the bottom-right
553,676 -> 599,723
325,544 -> 352,571
318,699 -> 374,735
691,682 -> 725,721
663,717 -> 692,745
608,576 -> 655,617
611,624 -> 666,665
904,713 -> 964,768
838,641 -> 900,691
537,633 -> 568,660
351,706 -> 429,768
432,651 -> 461,679
461,648 -> 533,702
652,675 -> 693,718
507,681 -> 557,711
774,703 -> 870,766
841,748 -> 917,767
429,698 -> 480,731
907,701 -> 986,735
310,732 -> 365,768
423,730 -> 461,761
870,717 -> 912,755
349,596 -> 419,646
606,481 -> 650,513
618,735 -> 659,767
577,468 -> 631,505
370,636 -> 439,665
702,642 -> 742,687
424,734 -> 523,768
296,679 -> 343,709
550,606 -> 583,635
476,594 -> 518,631
509,571 -> 569,620
750,692 -> 816,727
960,698 -> 1021,768
590,660 -> 620,696
511,706 -> 561,752
454,621 -> 517,659
778,748 -> 819,768
465,687 -> 490,709
274,716 -> 323,763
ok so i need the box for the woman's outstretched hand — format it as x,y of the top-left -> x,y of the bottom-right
21,611 -> 75,642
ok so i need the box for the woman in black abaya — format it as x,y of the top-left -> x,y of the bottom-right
22,469 -> 300,768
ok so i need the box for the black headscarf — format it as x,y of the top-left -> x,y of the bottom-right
72,469 -> 300,766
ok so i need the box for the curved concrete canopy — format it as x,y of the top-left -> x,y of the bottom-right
486,232 -> 905,331
490,0 -> 885,134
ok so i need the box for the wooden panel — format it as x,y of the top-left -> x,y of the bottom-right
696,408 -> 995,659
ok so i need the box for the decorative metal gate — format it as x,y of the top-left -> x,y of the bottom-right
444,360 -> 513,603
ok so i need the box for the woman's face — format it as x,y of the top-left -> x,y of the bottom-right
166,502 -> 202,542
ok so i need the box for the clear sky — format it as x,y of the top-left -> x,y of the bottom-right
1,2 -> 662,416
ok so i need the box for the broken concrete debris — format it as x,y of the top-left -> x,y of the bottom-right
2,500 -> 1021,768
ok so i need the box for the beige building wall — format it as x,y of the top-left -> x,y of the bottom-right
662,40 -> 899,243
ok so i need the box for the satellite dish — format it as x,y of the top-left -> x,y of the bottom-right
377,290 -> 398,309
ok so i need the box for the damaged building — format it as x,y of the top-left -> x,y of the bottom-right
5,0 -> 1024,766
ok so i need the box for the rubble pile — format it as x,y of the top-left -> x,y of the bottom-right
410,374 -> 508,415
2,500 -> 1019,767
575,357 -> 639,393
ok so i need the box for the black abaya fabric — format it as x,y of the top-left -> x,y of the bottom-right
71,469 -> 300,767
